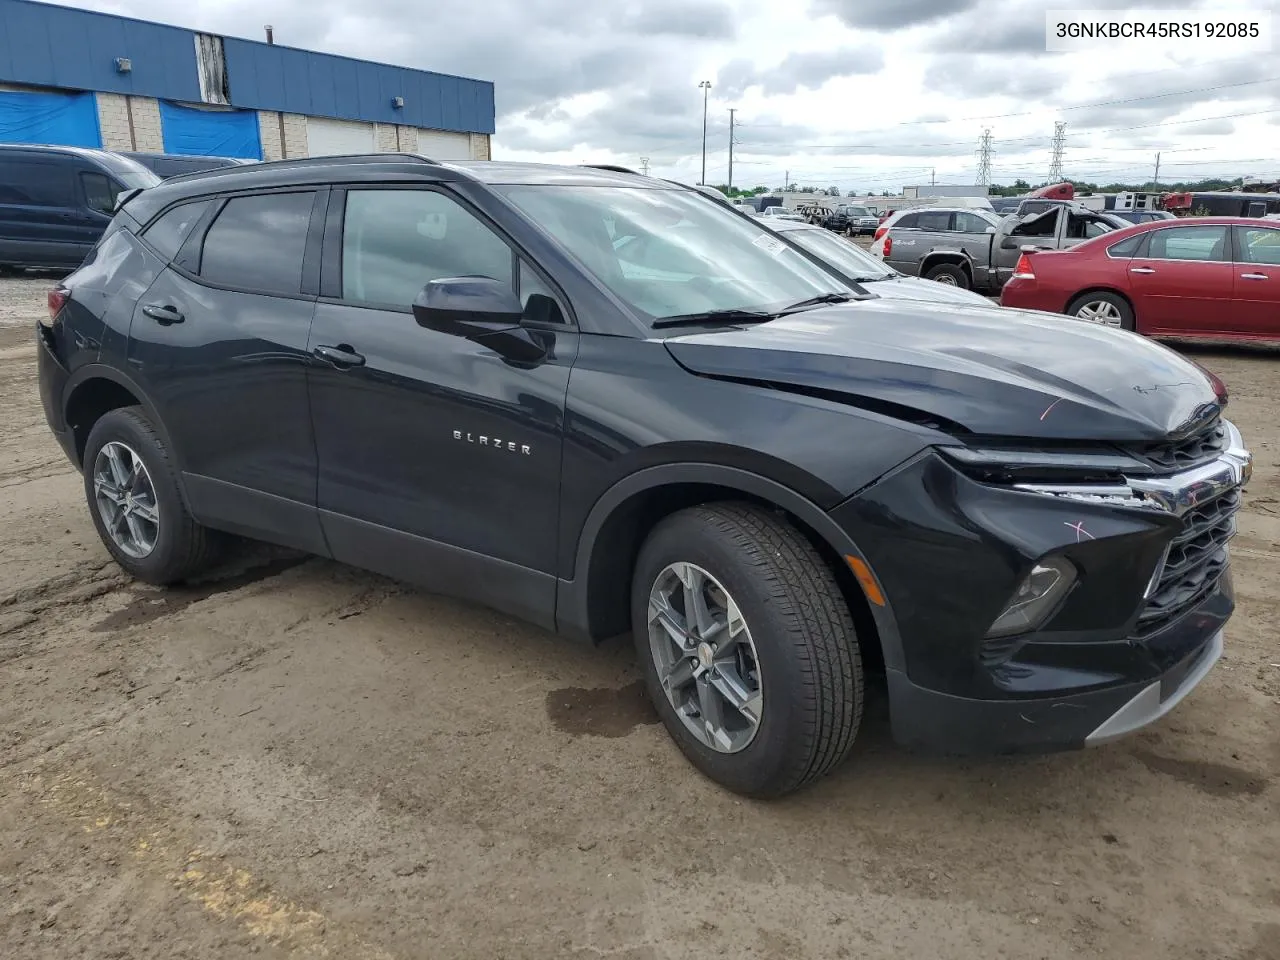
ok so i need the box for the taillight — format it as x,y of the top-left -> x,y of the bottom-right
882,236 -> 892,257
872,226 -> 886,241
1012,254 -> 1035,279
43,287 -> 68,327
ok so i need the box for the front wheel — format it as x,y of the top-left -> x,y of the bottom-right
924,263 -> 970,288
83,407 -> 222,584
631,503 -> 864,797
1066,291 -> 1134,330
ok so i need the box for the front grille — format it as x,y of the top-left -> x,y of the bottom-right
1138,419 -> 1227,472
1134,487 -> 1240,637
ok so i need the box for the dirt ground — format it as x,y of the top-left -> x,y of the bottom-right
1,275 -> 1277,960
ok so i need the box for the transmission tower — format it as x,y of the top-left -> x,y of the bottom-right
1048,122 -> 1066,182
976,128 -> 993,187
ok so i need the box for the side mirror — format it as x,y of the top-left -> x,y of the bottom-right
412,276 -> 523,336
411,276 -> 548,365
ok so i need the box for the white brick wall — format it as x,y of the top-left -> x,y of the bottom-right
129,97 -> 162,152
374,123 -> 398,152
95,92 -> 132,150
281,114 -> 308,159
258,111 -> 283,160
469,133 -> 491,161
398,125 -> 418,153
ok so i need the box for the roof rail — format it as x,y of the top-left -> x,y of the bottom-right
581,164 -> 642,175
160,152 -> 438,187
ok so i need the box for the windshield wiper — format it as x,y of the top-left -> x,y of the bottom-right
652,309 -> 775,329
777,292 -> 857,314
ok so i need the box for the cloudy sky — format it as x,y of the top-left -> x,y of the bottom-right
72,0 -> 1280,191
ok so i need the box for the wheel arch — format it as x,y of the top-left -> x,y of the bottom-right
555,463 -> 904,673
920,251 -> 974,279
62,365 -> 180,472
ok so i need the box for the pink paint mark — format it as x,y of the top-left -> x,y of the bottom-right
1065,520 -> 1095,542
1040,398 -> 1064,421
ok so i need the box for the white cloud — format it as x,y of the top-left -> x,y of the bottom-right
69,0 -> 1280,189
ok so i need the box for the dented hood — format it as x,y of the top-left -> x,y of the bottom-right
662,299 -> 1222,442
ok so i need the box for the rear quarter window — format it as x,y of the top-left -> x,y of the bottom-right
1105,233 -> 1146,257
142,200 -> 212,260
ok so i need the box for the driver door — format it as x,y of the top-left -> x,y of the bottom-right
306,185 -> 578,626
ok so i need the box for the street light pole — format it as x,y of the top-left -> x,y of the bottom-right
698,81 -> 711,185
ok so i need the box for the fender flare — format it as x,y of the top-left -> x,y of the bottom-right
555,462 -> 905,671
61,363 -> 184,474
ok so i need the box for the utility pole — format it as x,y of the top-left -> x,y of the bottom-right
1153,151 -> 1161,187
640,157 -> 649,176
697,81 -> 711,185
727,108 -> 737,191
1048,121 -> 1066,182
931,167 -> 936,186
976,128 -> 993,187
784,169 -> 789,191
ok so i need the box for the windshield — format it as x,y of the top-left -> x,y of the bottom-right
785,228 -> 896,281
844,206 -> 870,217
500,185 -> 848,323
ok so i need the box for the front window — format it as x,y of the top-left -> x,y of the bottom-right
784,228 -> 896,281
500,185 -> 847,324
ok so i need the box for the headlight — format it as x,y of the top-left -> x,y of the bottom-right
987,557 -> 1077,637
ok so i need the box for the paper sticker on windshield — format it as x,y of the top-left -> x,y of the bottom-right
752,234 -> 788,257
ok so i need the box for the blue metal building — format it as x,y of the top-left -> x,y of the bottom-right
0,0 -> 495,160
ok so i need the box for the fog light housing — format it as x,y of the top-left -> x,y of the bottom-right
987,557 -> 1077,638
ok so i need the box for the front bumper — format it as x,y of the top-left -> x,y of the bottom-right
834,421 -> 1248,754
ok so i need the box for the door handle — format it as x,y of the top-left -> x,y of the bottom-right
1130,267 -> 1156,274
313,344 -> 366,368
1240,273 -> 1269,280
142,303 -> 184,325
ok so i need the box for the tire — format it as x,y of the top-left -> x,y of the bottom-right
1066,291 -> 1134,331
631,502 -> 863,798
83,406 -> 221,584
924,263 -> 970,288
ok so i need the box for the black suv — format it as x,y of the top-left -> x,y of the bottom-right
37,156 -> 1251,797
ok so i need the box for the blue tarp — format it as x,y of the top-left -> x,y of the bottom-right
0,89 -> 101,147
159,101 -> 262,159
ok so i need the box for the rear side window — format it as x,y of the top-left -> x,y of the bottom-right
143,200 -> 211,260
0,157 -> 73,206
1106,233 -> 1146,257
893,213 -> 918,229
199,192 -> 315,296
914,211 -> 952,231
954,212 -> 992,233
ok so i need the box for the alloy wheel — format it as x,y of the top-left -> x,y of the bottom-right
647,562 -> 763,753
92,441 -> 160,559
932,274 -> 958,286
1075,300 -> 1123,325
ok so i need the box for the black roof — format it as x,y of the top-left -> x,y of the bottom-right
121,153 -> 680,222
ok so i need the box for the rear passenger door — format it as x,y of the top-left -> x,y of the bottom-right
0,154 -> 90,269
126,189 -> 327,554
306,184 -> 578,626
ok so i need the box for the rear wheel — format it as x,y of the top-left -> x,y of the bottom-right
1067,291 -> 1134,330
631,502 -> 863,797
924,263 -> 970,288
83,407 -> 221,584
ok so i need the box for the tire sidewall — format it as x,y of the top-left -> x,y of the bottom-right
631,514 -> 818,796
83,408 -> 193,582
1069,292 -> 1134,331
926,264 -> 969,289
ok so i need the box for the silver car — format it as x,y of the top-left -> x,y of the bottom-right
766,219 -> 995,307
872,203 -> 1123,293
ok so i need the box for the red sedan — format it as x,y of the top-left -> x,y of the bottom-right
1000,217 -> 1280,341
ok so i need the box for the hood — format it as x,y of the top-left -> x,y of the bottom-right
863,275 -> 995,307
663,299 -> 1221,442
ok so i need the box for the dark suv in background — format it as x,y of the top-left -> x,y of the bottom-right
37,156 -> 1250,796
